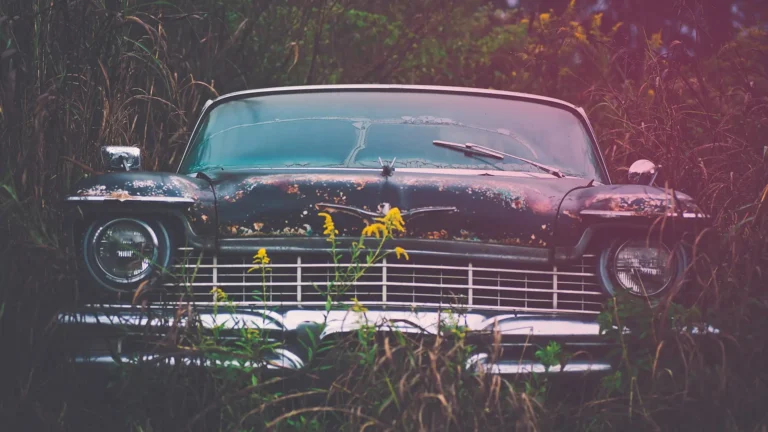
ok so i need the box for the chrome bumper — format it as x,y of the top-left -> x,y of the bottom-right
57,307 -> 615,375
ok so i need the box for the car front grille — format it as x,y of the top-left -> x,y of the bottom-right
160,249 -> 606,314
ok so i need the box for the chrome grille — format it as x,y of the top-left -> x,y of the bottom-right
165,249 -> 605,314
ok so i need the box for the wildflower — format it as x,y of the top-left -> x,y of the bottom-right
647,89 -> 655,98
210,287 -> 227,302
318,212 -> 338,242
650,30 -> 663,49
394,246 -> 409,261
351,297 -> 368,313
571,21 -> 587,42
253,248 -> 270,265
362,223 -> 388,238
591,12 -> 603,30
539,13 -> 551,25
375,207 -> 405,233
246,328 -> 260,339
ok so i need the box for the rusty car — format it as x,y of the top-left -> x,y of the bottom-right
59,85 -> 709,374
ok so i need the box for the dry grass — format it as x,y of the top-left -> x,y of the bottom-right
1,1 -> 767,430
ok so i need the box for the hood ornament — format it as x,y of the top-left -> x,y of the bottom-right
378,157 -> 396,177
316,202 -> 457,222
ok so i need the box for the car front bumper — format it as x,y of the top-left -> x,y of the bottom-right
56,307 -> 615,375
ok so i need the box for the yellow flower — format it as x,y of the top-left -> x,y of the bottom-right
592,13 -> 603,29
351,297 -> 368,313
362,223 -> 388,238
647,89 -> 655,98
570,21 -> 587,42
210,287 -> 227,302
318,212 -> 338,242
394,246 -> 409,261
650,30 -> 663,49
539,13 -> 551,25
252,248 -> 270,265
375,207 -> 406,233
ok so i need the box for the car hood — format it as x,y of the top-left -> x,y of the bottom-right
206,168 -> 593,248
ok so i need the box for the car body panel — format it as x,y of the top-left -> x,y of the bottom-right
65,171 -> 217,238
209,168 -> 591,248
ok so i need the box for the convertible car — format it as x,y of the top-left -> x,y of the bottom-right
59,85 -> 708,373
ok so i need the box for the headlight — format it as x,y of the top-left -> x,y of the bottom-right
93,219 -> 158,282
599,239 -> 683,297
83,218 -> 170,291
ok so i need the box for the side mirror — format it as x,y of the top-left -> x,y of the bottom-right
627,159 -> 659,185
101,146 -> 141,172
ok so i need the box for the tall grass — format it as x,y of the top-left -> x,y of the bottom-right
1,0 -> 767,430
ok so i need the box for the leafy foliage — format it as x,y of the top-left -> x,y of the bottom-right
1,0 -> 767,431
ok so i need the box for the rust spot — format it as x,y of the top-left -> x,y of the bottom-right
331,193 -> 347,204
78,185 -> 107,196
562,210 -> 582,222
354,179 -> 373,190
108,190 -> 132,200
132,180 -> 157,188
423,230 -> 449,240
527,196 -> 553,214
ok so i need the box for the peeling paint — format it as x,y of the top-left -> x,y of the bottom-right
208,170 -> 599,246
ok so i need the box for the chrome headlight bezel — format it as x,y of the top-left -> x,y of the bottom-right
598,238 -> 687,298
82,218 -> 171,292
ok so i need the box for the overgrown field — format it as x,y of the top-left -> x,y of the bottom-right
1,0 -> 767,430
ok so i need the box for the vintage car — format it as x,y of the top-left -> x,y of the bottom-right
59,85 -> 708,374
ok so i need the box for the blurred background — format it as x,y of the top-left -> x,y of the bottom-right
1,0 -> 766,430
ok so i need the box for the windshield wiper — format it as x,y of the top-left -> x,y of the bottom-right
432,140 -> 564,178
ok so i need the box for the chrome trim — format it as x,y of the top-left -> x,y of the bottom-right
61,310 -> 603,336
315,202 -> 458,220
74,348 -> 304,370
467,353 -> 611,374
182,165 -> 588,179
61,310 -> 616,374
580,209 -> 709,218
177,84 -> 610,183
65,196 -> 195,203
91,218 -> 159,284
167,252 -> 604,314
209,84 -> 581,113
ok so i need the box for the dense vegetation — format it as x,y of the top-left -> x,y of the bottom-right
1,0 -> 767,430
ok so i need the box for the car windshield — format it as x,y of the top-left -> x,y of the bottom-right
179,91 -> 606,181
